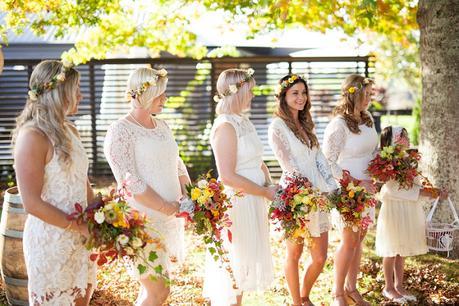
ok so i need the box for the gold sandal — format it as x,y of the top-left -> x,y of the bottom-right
344,289 -> 370,306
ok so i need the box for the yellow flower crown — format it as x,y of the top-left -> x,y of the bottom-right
346,77 -> 373,95
27,60 -> 74,101
275,74 -> 306,96
126,69 -> 168,100
213,68 -> 255,103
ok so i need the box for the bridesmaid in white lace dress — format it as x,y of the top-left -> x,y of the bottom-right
323,75 -> 378,306
13,60 -> 96,305
104,68 -> 190,306
268,75 -> 337,306
203,69 -> 277,306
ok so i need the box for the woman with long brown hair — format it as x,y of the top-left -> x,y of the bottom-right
323,74 -> 378,306
268,74 -> 337,306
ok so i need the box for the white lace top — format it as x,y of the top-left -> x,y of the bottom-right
104,118 -> 188,200
322,116 -> 378,180
268,117 -> 337,192
22,128 -> 96,306
104,117 -> 188,273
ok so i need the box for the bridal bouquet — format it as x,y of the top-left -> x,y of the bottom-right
269,173 -> 330,244
68,186 -> 165,280
177,171 -> 239,288
367,145 -> 421,189
329,170 -> 377,232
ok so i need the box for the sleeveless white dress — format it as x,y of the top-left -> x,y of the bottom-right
104,118 -> 187,277
203,114 -> 274,306
22,128 -> 96,306
322,116 -> 378,230
268,117 -> 337,238
376,177 -> 428,257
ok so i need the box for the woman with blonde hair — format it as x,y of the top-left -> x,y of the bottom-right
203,68 -> 276,306
13,60 -> 96,305
268,74 -> 337,306
104,67 -> 190,306
323,74 -> 378,306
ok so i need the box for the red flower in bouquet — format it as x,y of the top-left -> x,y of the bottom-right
269,173 -> 331,244
177,171 -> 239,289
68,186 -> 166,280
367,145 -> 421,189
329,170 -> 377,232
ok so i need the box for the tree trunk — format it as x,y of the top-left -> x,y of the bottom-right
417,0 -> 459,257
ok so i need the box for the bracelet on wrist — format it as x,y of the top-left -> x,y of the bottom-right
64,220 -> 73,231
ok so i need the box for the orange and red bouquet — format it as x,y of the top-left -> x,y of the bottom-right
367,145 -> 421,189
329,170 -> 377,232
69,186 -> 165,280
269,173 -> 330,244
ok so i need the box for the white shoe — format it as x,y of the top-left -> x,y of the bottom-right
402,294 -> 417,302
382,290 -> 407,304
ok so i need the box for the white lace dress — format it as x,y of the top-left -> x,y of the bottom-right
23,129 -> 96,306
203,114 -> 274,306
322,116 -> 378,230
268,117 -> 337,238
376,177 -> 428,257
104,118 -> 187,277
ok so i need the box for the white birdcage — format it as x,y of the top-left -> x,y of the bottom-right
426,197 -> 459,257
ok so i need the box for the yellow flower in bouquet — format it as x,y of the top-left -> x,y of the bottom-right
348,190 -> 355,198
191,187 -> 201,200
292,227 -> 306,239
302,197 -> 313,206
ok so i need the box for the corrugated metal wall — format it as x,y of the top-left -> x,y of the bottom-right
0,56 -> 373,181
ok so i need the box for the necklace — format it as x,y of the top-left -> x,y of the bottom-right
128,112 -> 156,129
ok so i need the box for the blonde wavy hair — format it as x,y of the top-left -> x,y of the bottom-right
126,68 -> 168,109
215,69 -> 256,115
274,75 -> 319,148
333,74 -> 374,134
12,60 -> 80,167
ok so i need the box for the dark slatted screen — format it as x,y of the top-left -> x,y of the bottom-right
0,56 -> 373,181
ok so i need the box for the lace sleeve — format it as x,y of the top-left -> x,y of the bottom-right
177,157 -> 189,177
268,121 -> 301,174
104,122 -> 147,195
316,149 -> 338,191
323,118 -> 347,180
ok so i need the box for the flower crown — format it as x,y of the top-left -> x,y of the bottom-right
126,69 -> 168,100
346,77 -> 373,94
275,74 -> 307,96
213,68 -> 255,103
28,60 -> 74,101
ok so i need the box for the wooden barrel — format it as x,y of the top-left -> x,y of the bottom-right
0,187 -> 29,305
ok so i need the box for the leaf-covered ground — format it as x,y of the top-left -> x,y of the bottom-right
0,183 -> 458,305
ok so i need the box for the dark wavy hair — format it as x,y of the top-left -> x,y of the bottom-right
380,126 -> 408,149
274,75 -> 319,148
